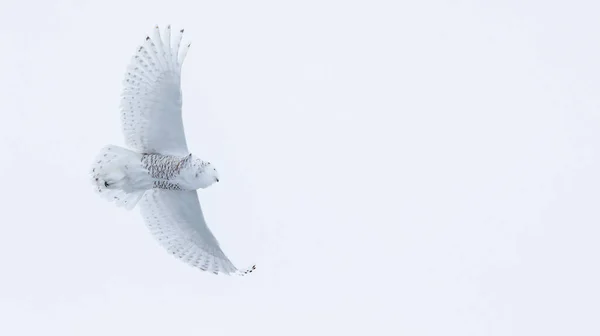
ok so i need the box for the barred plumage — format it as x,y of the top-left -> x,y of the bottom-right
142,153 -> 184,181
153,180 -> 182,190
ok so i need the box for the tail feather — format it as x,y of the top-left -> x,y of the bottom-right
90,145 -> 150,210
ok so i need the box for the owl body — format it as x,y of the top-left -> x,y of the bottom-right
91,145 -> 219,209
142,152 -> 219,191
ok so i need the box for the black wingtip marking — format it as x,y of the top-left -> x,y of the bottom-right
244,265 -> 256,275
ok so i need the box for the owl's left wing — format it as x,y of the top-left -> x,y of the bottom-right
139,189 -> 256,276
120,25 -> 190,156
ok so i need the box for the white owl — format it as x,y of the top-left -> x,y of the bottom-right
90,25 -> 255,276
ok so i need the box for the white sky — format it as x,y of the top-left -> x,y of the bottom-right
0,0 -> 599,335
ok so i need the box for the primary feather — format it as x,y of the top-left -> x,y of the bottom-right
120,25 -> 190,156
141,190 -> 255,275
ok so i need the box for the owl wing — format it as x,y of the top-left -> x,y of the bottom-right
139,189 -> 256,276
120,25 -> 191,156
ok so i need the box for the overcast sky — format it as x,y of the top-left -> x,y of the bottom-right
0,0 -> 599,335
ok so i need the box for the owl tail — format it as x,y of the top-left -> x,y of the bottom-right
90,145 -> 150,210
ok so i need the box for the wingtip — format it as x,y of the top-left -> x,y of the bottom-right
236,264 -> 256,276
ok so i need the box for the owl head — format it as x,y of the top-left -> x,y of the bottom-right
179,154 -> 220,189
197,160 -> 220,187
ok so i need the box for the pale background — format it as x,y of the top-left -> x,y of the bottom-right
0,0 -> 599,335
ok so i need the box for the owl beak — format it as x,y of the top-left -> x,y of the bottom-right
215,178 -> 220,182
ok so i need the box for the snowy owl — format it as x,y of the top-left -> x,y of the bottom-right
90,25 -> 255,276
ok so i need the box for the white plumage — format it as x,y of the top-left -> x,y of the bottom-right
121,25 -> 189,155
90,25 -> 255,276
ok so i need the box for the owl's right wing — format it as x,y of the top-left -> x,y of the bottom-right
139,189 -> 256,276
119,25 -> 190,156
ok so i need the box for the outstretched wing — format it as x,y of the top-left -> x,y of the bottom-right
139,189 -> 256,276
120,25 -> 190,156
